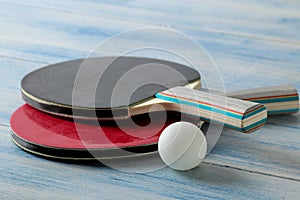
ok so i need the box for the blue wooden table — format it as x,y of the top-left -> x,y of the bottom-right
0,1 -> 299,199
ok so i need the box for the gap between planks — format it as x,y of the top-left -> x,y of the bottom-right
0,124 -> 9,128
203,161 -> 300,182
0,54 -> 50,64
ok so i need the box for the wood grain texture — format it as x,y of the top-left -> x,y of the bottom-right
0,0 -> 300,199
1,0 -> 300,43
1,125 -> 300,200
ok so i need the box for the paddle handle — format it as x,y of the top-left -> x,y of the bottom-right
156,86 -> 267,133
227,84 -> 299,115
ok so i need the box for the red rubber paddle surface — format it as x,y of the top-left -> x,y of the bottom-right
11,105 -> 179,151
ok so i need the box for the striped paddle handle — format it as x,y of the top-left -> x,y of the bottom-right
227,84 -> 299,115
156,86 -> 267,133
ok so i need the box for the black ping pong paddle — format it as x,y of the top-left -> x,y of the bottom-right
21,56 -> 269,133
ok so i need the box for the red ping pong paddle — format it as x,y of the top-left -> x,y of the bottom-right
11,104 -> 186,160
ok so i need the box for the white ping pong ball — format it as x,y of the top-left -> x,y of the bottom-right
158,122 -> 207,171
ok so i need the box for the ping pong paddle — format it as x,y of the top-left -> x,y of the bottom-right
11,84 -> 299,160
10,104 -> 187,160
21,56 -> 268,133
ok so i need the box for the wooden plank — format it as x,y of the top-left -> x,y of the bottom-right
0,0 -> 299,65
1,28 -> 300,92
0,1 -> 300,198
1,0 -> 300,44
0,125 -> 299,199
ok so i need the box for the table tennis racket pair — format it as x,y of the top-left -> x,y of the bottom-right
11,56 -> 299,160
